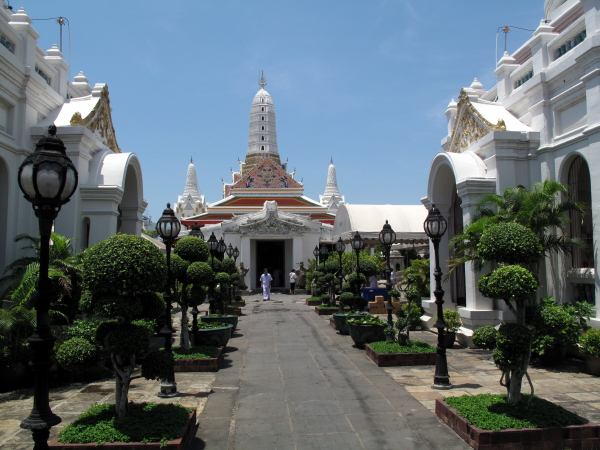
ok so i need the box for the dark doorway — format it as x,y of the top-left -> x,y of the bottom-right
256,240 -> 285,288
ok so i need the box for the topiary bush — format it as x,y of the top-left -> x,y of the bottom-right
530,299 -> 580,356
170,254 -> 189,284
339,292 -> 354,306
65,319 -> 103,342
437,310 -> 462,333
480,265 -> 539,303
56,338 -> 98,376
173,236 -> 209,263
186,262 -> 213,285
477,223 -> 543,265
359,259 -> 380,277
221,258 -> 237,275
405,288 -> 421,303
323,261 -> 340,274
493,323 -> 532,374
140,349 -> 174,381
580,328 -> 600,358
472,326 -> 499,350
388,289 -> 400,299
215,272 -> 230,285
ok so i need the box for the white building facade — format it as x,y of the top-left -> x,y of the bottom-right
422,0 -> 600,340
0,5 -> 146,275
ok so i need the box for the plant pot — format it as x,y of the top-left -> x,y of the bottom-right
201,315 -> 239,330
332,314 -> 363,335
347,323 -> 386,348
443,331 -> 456,349
586,355 -> 600,376
194,324 -> 233,347
538,345 -> 567,367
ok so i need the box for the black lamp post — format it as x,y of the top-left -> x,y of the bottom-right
319,244 -> 330,302
17,124 -> 77,449
216,238 -> 227,312
207,232 -> 218,315
423,203 -> 452,389
232,246 -> 239,264
351,232 -> 364,299
189,221 -> 204,240
379,220 -> 397,326
226,243 -> 234,301
335,237 -> 345,313
155,203 -> 181,398
313,245 -> 320,266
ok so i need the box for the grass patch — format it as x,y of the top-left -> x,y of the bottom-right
370,340 -> 435,354
58,403 -> 192,446
169,345 -> 220,359
444,394 -> 585,431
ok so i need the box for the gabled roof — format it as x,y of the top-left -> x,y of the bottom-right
212,195 -> 323,208
232,156 -> 302,190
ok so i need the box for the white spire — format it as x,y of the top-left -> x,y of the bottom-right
183,158 -> 201,198
319,158 -> 345,214
247,72 -> 278,157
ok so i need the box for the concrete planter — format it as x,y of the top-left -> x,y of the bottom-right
173,348 -> 225,372
201,315 -> 239,330
347,323 -> 386,348
225,308 -> 242,316
332,314 -> 364,335
435,398 -> 600,450
314,306 -> 337,315
364,344 -> 436,367
306,299 -> 321,306
195,324 -> 233,347
49,411 -> 197,449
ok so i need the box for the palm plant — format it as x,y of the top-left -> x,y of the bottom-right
447,181 -> 586,277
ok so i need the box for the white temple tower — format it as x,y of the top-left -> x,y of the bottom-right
174,157 -> 206,220
319,158 -> 345,214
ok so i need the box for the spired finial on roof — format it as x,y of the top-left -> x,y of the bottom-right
330,157 -> 333,164
190,156 -> 193,164
258,70 -> 267,89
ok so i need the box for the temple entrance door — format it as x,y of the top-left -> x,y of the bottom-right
256,240 -> 285,290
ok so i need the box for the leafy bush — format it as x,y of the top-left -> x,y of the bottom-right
92,294 -> 142,318
493,323 -> 532,373
234,295 -> 243,301
221,258 -> 237,275
401,258 -> 430,298
169,345 -> 219,359
134,292 -> 166,322
186,284 -> 206,306
57,403 -> 192,445
388,289 -> 400,299
229,273 -> 241,283
477,223 -> 543,265
472,326 -> 499,350
530,299 -> 580,355
437,310 -> 462,333
65,319 -> 103,342
444,394 -> 584,431
83,234 -> 166,295
140,349 -> 174,380
347,272 -> 367,286
359,259 -> 380,277
347,315 -> 386,326
56,338 -> 98,374
323,261 -> 340,274
479,265 -> 539,302
339,292 -> 354,306
132,319 -> 156,339
398,301 -> 423,328
170,254 -> 189,284
370,340 -> 435,354
197,322 -> 227,329
186,262 -> 213,285
405,288 -> 420,302
580,328 -> 600,358
215,272 -> 230,284
173,236 -> 209,263
104,323 -> 150,356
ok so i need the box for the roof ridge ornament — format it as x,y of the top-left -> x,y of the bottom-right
258,70 -> 267,89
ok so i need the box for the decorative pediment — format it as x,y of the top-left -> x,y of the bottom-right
233,156 -> 302,189
448,89 -> 506,153
238,201 -> 310,235
70,85 -> 121,153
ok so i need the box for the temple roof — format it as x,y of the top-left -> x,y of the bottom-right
232,156 -> 302,191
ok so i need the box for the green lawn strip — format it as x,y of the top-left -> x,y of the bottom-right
370,340 -> 435,354
444,394 -> 585,431
168,345 -> 221,359
58,403 -> 192,445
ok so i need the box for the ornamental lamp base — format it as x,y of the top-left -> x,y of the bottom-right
157,380 -> 179,398
431,381 -> 453,390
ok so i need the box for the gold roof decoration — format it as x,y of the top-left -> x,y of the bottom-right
447,89 -> 507,153
70,85 -> 121,153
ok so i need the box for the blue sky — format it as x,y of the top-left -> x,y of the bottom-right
29,0 -> 542,222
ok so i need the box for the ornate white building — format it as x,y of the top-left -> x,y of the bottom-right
174,157 -> 206,220
0,5 -> 146,275
422,0 -> 600,341
319,159 -> 345,214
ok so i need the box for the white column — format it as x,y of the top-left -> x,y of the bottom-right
240,237 -> 251,290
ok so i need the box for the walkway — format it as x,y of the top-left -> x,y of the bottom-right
191,294 -> 468,450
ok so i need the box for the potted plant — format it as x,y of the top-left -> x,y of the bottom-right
195,321 -> 233,347
201,313 -> 239,330
332,292 -> 356,334
436,310 -> 462,348
347,315 -> 387,348
580,328 -> 600,376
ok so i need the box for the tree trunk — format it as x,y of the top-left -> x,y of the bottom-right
111,354 -> 136,418
180,301 -> 190,350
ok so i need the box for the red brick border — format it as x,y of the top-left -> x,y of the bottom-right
231,301 -> 246,307
306,300 -> 321,306
314,306 -> 338,315
49,411 -> 197,449
435,398 -> 600,450
225,308 -> 242,316
364,344 -> 436,367
329,317 -> 337,329
173,348 -> 225,372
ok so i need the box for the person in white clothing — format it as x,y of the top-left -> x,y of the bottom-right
289,269 -> 298,295
260,268 -> 272,301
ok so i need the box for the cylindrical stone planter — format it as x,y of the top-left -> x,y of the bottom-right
195,324 -> 233,347
347,323 -> 386,348
201,315 -> 239,330
332,314 -> 365,335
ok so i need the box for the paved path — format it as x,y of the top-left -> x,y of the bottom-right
190,294 -> 468,450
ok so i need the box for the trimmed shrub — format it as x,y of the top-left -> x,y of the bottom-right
405,288 -> 421,302
173,236 -> 209,263
472,326 -> 499,350
141,349 -> 174,381
186,284 -> 206,306
170,254 -> 189,284
359,259 -> 380,277
135,292 -> 166,322
65,319 -> 102,342
437,310 -> 462,333
339,292 -> 355,305
221,258 -> 237,275
493,323 -> 532,373
323,261 -> 340,274
104,323 -> 150,356
187,262 -> 213,285
483,265 -> 539,302
215,272 -> 230,284
477,223 -> 543,265
229,272 -> 241,283
56,338 -> 98,374
388,289 -> 401,299
92,294 -> 142,319
580,328 -> 600,358
83,234 -> 166,295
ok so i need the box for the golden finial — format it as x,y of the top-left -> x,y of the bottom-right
258,70 -> 267,89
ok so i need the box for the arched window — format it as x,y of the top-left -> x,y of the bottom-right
568,156 -> 594,268
261,146 -> 265,150
261,126 -> 265,130
261,136 -> 265,141
261,107 -> 265,111
261,116 -> 265,121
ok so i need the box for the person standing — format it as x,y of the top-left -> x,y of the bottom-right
289,269 -> 297,295
260,268 -> 272,301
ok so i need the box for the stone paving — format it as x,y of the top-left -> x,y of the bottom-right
2,294 -> 600,449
